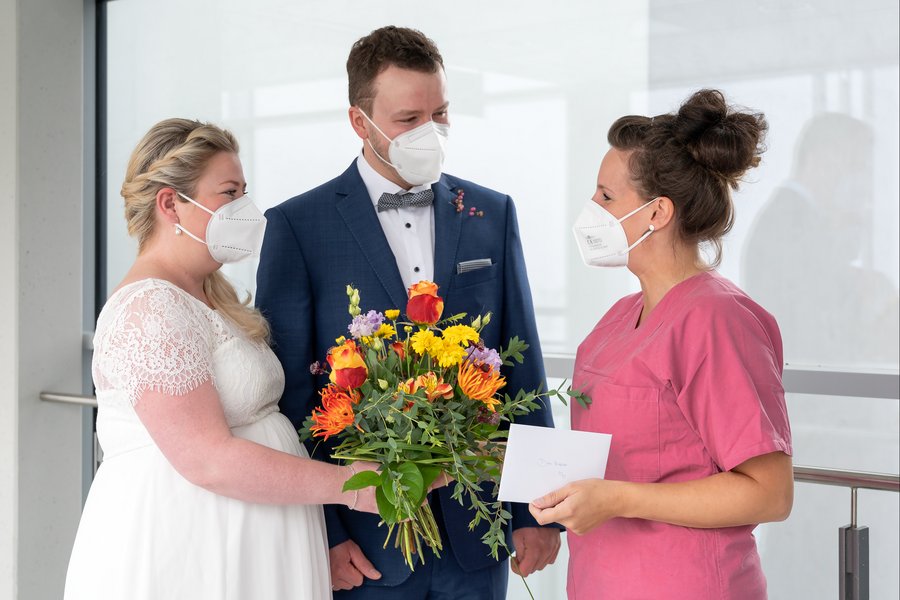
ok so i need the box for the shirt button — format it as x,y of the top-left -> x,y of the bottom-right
405,222 -> 412,229
414,266 -> 420,273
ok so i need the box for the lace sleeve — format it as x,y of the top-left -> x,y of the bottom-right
93,282 -> 215,405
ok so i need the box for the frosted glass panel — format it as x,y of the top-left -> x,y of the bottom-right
106,0 -> 898,372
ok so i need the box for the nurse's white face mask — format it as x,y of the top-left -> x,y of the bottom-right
572,197 -> 659,267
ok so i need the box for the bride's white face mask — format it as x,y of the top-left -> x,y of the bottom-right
175,192 -> 267,264
571,197 -> 659,267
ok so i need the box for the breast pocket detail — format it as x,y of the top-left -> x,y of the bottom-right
574,366 -> 661,483
453,262 -> 498,290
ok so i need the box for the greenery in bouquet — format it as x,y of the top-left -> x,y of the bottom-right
300,281 -> 573,570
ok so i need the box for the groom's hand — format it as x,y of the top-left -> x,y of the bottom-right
330,540 -> 381,591
510,527 -> 561,577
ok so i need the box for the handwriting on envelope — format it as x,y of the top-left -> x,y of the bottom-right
498,424 -> 612,504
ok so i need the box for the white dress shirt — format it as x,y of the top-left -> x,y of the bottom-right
355,153 -> 435,290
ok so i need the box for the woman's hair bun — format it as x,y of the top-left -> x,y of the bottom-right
672,89 -> 768,184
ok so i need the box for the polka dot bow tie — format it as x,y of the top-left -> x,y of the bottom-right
376,189 -> 435,212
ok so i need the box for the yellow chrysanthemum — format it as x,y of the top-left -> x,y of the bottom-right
431,339 -> 467,368
385,309 -> 400,320
411,329 -> 438,355
442,325 -> 479,348
375,323 -> 396,338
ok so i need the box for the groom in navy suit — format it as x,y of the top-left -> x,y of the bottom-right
256,26 -> 561,598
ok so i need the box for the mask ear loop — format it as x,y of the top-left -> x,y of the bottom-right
174,223 -> 208,246
621,224 -> 655,254
359,110 -> 403,171
174,192 -> 213,247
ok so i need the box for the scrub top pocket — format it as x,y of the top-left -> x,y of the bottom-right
573,367 -> 662,483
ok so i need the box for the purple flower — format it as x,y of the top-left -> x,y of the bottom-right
309,361 -> 328,376
476,405 -> 501,425
348,310 -> 384,339
465,345 -> 502,371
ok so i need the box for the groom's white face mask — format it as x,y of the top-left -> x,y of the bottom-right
359,109 -> 449,186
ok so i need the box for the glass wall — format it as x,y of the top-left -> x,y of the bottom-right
105,1 -> 899,597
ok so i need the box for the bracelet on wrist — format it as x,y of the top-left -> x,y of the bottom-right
346,463 -> 359,510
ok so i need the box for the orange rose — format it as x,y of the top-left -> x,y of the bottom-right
406,280 -> 444,325
327,340 -> 368,389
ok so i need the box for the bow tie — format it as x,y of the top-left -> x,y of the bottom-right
376,189 -> 434,212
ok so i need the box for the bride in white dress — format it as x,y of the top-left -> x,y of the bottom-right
65,119 -> 378,599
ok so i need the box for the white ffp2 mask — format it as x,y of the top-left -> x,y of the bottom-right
572,198 -> 658,267
360,110 -> 449,186
176,192 -> 267,264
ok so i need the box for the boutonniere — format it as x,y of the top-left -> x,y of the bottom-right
451,188 -> 484,217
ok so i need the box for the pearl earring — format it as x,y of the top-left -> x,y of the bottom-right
174,225 -> 182,235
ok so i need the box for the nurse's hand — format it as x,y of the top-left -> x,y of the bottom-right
529,479 -> 628,536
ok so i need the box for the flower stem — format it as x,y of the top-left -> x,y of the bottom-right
511,558 -> 536,600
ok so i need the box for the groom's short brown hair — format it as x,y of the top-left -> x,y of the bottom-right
347,26 -> 444,113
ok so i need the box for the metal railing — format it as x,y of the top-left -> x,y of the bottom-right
40,391 -> 97,408
792,466 -> 899,600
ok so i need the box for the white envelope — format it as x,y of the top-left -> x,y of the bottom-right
497,424 -> 612,504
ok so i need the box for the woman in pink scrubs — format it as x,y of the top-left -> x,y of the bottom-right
530,89 -> 794,599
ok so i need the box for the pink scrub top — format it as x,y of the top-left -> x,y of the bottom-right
568,272 -> 792,600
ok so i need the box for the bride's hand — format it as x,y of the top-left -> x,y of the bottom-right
344,462 -> 380,514
428,471 -> 453,493
342,463 -> 453,514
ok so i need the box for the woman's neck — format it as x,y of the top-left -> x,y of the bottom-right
633,249 -> 706,326
122,249 -> 211,305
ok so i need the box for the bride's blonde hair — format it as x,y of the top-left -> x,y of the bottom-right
120,118 -> 270,342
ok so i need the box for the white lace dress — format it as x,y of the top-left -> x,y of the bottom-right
64,278 -> 330,600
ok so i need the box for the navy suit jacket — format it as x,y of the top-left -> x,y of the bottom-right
256,161 -> 557,585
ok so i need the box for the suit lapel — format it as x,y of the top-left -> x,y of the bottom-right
334,164 -> 408,310
432,176 -> 463,295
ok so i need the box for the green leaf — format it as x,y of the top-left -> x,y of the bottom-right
381,473 -> 397,505
567,386 -> 593,409
438,312 -> 467,325
376,485 -> 400,524
396,462 -> 426,505
419,465 -> 442,492
499,336 -> 529,364
342,469 -> 383,492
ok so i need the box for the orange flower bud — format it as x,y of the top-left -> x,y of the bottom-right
406,281 -> 444,325
327,340 -> 368,390
391,341 -> 406,361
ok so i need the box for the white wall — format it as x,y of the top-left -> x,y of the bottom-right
0,1 -> 87,598
0,0 -> 19,595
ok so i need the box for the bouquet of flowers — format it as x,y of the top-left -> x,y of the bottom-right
300,281 -> 572,569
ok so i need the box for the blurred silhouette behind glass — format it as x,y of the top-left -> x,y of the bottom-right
743,113 -> 899,368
